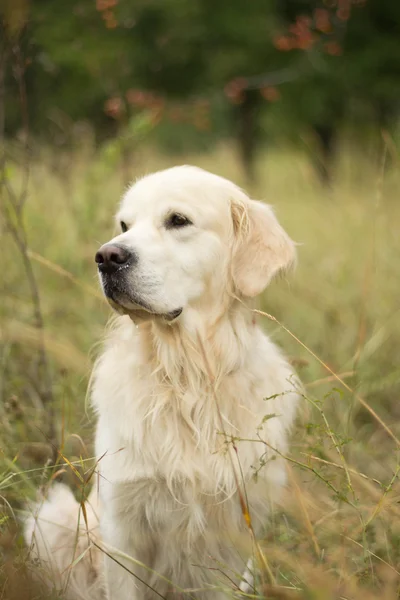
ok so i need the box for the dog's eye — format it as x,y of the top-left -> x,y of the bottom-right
165,213 -> 192,229
120,221 -> 128,233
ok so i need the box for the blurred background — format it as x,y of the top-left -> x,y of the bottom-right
2,0 -> 400,181
1,1 -> 400,599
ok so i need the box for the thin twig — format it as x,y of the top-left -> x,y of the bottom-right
0,28 -> 56,455
300,453 -> 382,487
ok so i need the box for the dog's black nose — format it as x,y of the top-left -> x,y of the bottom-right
95,244 -> 132,274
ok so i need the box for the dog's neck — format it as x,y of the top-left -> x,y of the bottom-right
113,295 -> 264,490
138,295 -> 257,391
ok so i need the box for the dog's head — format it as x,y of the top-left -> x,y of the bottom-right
95,166 -> 295,323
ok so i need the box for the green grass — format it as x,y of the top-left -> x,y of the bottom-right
1,140 -> 400,599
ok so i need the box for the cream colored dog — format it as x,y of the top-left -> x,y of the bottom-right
25,166 -> 300,600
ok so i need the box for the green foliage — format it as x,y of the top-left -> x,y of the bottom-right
99,110 -> 156,166
3,0 -> 400,151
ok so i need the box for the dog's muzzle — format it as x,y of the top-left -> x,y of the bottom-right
95,244 -> 183,322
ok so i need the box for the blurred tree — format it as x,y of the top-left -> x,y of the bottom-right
270,0 -> 400,181
2,0 -> 400,180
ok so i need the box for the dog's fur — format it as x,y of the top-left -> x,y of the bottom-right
24,166 -> 300,599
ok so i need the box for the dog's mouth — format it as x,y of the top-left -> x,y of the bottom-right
104,290 -> 182,323
109,298 -> 182,323
99,272 -> 182,323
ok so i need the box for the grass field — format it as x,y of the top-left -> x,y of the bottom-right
1,140 -> 400,599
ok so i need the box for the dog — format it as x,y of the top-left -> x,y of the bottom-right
25,165 -> 300,599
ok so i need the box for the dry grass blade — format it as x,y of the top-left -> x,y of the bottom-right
27,250 -> 104,300
286,465 -> 321,557
342,535 -> 400,577
306,371 -> 354,389
252,308 -> 400,447
365,464 -> 400,528
1,320 -> 90,373
196,331 -> 274,588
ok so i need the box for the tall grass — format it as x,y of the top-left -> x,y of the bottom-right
1,141 -> 400,598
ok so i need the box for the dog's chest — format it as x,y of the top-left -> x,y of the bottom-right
94,360 -> 268,489
99,380 -> 244,481
93,327 -> 298,499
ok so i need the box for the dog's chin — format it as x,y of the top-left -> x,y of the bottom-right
107,298 -> 182,325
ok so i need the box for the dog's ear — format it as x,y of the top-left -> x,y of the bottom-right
231,199 -> 296,297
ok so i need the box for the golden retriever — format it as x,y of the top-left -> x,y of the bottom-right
25,166 -> 300,599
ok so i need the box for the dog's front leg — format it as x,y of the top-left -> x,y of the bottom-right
103,551 -> 139,600
101,512 -> 154,600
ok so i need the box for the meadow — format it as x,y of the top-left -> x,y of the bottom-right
1,139 -> 400,599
